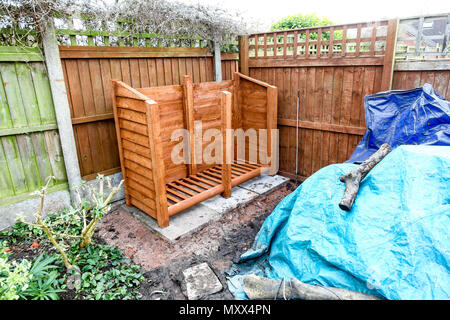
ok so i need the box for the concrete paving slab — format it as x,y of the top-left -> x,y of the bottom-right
238,174 -> 289,195
121,203 -> 221,242
121,174 -> 288,242
201,186 -> 259,214
183,262 -> 223,300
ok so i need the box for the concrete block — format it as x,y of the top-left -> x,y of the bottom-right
121,175 -> 287,242
122,203 -> 221,242
0,189 -> 71,231
238,174 -> 289,195
183,262 -> 223,300
201,186 -> 259,214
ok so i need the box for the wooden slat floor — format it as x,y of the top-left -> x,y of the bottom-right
165,161 -> 264,215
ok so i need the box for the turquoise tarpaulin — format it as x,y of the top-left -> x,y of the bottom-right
227,145 -> 450,300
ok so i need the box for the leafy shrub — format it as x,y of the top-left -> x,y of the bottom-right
0,242 -> 32,300
271,13 -> 334,31
19,254 -> 65,300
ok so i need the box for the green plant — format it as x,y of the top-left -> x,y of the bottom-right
18,175 -> 124,270
0,243 -> 33,300
18,254 -> 65,300
271,13 -> 334,31
71,244 -> 144,300
20,271 -> 64,300
1,175 -> 145,300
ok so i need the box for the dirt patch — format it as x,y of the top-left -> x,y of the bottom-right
96,180 -> 300,300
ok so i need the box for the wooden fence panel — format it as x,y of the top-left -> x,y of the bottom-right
392,69 -> 450,100
0,54 -> 67,206
60,46 -> 238,180
244,20 -> 397,179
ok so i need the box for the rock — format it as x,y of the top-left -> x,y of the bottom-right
183,263 -> 223,300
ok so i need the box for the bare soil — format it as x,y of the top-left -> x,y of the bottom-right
95,180 -> 299,300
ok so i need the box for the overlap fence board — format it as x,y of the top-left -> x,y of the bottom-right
60,46 -> 238,180
392,69 -> 450,100
243,19 -> 398,179
0,51 -> 68,205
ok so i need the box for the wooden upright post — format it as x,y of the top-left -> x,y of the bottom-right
380,19 -> 399,91
146,100 -> 169,228
221,91 -> 232,198
238,35 -> 249,75
42,19 -> 82,202
111,80 -> 130,206
182,75 -> 197,175
266,86 -> 278,175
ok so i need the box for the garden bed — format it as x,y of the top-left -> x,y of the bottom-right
97,180 -> 299,300
1,179 -> 298,300
0,206 -> 145,300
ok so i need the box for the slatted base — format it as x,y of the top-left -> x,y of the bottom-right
165,161 -> 265,216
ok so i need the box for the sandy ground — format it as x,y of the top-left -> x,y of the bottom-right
95,180 -> 299,300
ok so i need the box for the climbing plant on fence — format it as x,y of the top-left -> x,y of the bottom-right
0,0 -> 244,50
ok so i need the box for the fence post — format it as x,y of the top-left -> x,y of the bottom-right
238,35 -> 249,75
42,19 -> 82,202
213,40 -> 222,81
380,19 -> 399,91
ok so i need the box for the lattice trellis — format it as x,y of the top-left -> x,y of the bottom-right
248,21 -> 390,59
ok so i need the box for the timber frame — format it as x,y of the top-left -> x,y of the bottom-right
112,72 -> 277,227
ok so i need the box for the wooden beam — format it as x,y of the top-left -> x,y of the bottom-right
238,35 -> 249,75
146,100 -> 169,228
278,118 -> 366,135
59,45 -> 213,59
266,86 -> 278,175
0,46 -> 43,62
248,56 -> 385,68
112,80 -> 131,206
0,123 -> 58,137
71,113 -> 114,125
237,72 -> 276,88
232,72 -> 242,130
394,60 -> 450,71
221,52 -> 239,61
380,19 -> 399,91
221,90 -> 232,198
182,75 -> 197,175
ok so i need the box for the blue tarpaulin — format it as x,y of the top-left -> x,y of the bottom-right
348,84 -> 450,163
227,85 -> 450,300
228,145 -> 450,300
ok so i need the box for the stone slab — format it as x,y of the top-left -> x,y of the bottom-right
201,186 -> 259,214
122,203 -> 221,242
122,175 -> 288,242
238,174 -> 289,195
183,262 -> 223,300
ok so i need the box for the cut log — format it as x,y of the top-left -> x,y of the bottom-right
339,143 -> 391,211
243,274 -> 380,300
